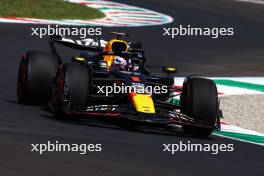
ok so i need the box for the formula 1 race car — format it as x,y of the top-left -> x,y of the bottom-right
17,32 -> 220,137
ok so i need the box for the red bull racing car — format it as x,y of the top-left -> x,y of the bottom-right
17,32 -> 220,137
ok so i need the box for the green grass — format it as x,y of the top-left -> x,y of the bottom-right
0,0 -> 105,20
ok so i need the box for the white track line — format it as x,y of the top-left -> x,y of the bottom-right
236,0 -> 264,4
213,133 -> 264,146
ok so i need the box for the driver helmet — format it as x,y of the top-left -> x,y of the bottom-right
113,56 -> 127,70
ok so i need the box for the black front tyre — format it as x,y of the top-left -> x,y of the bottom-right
180,78 -> 219,137
51,63 -> 90,118
17,51 -> 59,105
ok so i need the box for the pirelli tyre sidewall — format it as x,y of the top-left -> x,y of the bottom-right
180,78 -> 219,137
51,63 -> 90,118
17,51 -> 59,105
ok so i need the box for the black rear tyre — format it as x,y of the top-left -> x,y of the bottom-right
180,78 -> 219,137
17,51 -> 59,105
52,63 -> 90,118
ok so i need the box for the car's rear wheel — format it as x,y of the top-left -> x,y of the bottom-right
180,78 -> 219,137
52,63 -> 90,118
17,51 -> 59,105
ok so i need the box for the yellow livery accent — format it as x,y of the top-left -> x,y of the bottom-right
71,57 -> 85,63
167,67 -> 176,71
130,94 -> 155,114
163,66 -> 177,73
104,55 -> 115,68
103,39 -> 128,69
74,57 -> 85,61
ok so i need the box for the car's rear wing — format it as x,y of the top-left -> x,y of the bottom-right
49,35 -> 107,63
49,35 -> 106,52
49,35 -> 146,64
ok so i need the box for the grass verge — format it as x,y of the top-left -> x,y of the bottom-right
0,0 -> 105,20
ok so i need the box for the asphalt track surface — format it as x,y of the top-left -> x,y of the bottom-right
0,0 -> 264,175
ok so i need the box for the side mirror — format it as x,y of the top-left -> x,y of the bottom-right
163,66 -> 177,74
129,41 -> 143,50
71,57 -> 85,63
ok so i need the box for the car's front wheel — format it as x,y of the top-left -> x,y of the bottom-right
180,78 -> 219,137
51,63 -> 90,119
